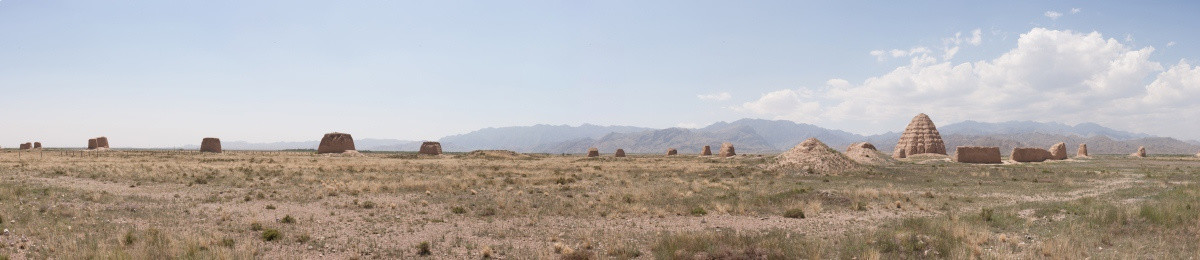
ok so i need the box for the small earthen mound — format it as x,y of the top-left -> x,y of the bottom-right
666,148 -> 678,156
955,146 -> 1001,164
771,138 -> 859,174
587,148 -> 599,157
615,149 -> 626,157
200,138 -> 222,153
33,142 -> 41,149
419,142 -> 443,155
1012,148 -> 1052,162
701,146 -> 712,156
457,150 -> 531,160
1131,146 -> 1146,158
1077,144 -> 1089,158
892,113 -> 947,158
718,142 -> 736,157
317,132 -> 356,154
845,142 -> 895,165
88,139 -> 98,150
1048,142 -> 1067,160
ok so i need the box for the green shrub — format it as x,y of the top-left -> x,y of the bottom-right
783,208 -> 805,219
417,241 -> 432,256
261,229 -> 282,241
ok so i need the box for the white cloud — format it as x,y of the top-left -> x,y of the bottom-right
968,29 -> 983,46
869,50 -> 886,61
877,30 -> 981,62
696,92 -> 731,101
826,78 -> 851,88
942,46 -> 960,60
1045,11 -> 1063,19
740,28 -> 1199,139
1144,60 -> 1200,106
1071,8 -> 1081,14
1167,41 -> 1177,47
735,89 -> 821,122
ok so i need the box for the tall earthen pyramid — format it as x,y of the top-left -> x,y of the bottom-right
892,113 -> 946,159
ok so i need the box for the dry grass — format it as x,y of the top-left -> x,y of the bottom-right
0,150 -> 1198,258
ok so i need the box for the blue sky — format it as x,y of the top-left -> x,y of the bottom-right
2,1 -> 1198,147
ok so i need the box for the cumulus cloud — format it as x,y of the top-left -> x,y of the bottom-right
1167,41 -> 1177,47
740,28 -> 1200,139
1045,11 -> 1063,19
1071,8 -> 1082,14
735,89 -> 821,122
876,29 -> 982,62
697,92 -> 731,101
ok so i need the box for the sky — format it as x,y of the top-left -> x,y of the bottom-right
1,1 -> 1199,147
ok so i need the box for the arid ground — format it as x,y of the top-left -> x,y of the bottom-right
0,150 -> 1198,259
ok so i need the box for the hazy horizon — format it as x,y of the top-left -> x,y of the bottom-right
3,1 -> 1199,147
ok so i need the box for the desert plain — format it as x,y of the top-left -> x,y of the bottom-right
0,149 -> 1198,259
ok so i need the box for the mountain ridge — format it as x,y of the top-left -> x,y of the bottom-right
165,119 -> 1200,155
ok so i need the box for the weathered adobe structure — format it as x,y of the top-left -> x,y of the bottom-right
317,132 -> 356,154
419,142 -> 442,155
587,148 -> 600,157
1048,142 -> 1068,160
33,142 -> 41,149
719,142 -> 736,157
95,137 -> 109,149
771,138 -> 860,174
700,145 -> 712,156
955,146 -> 1002,164
1131,146 -> 1146,157
19,143 -> 31,150
200,138 -> 222,153
614,149 -> 626,157
88,139 -> 98,150
1012,148 -> 1052,162
892,113 -> 946,159
666,148 -> 678,156
845,142 -> 895,165
1077,144 -> 1089,157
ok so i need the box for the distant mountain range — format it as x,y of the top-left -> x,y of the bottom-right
177,119 -> 1200,155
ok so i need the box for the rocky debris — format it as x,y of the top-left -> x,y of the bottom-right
456,150 -> 530,160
